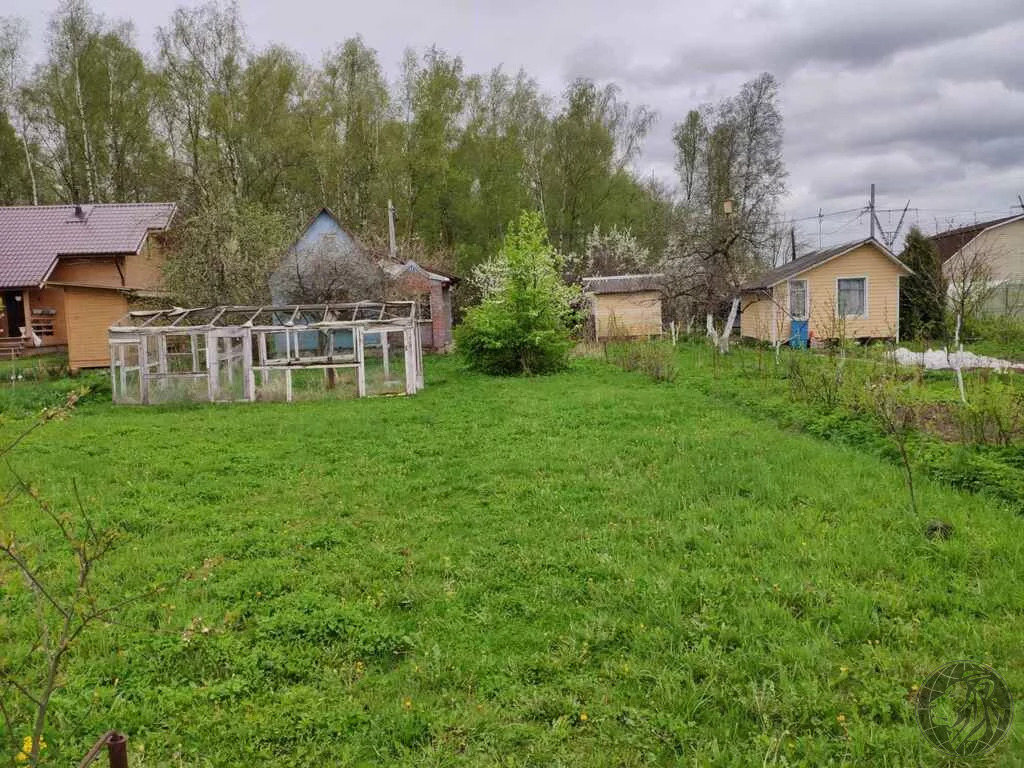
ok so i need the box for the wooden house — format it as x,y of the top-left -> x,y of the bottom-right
269,208 -> 457,351
583,274 -> 664,340
740,238 -> 912,344
0,203 -> 177,370
933,214 -> 1024,317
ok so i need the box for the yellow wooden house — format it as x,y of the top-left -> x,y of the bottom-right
740,238 -> 912,345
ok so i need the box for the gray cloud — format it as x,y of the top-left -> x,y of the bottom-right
8,0 -> 1024,245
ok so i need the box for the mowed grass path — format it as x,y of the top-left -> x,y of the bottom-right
2,357 -> 1022,766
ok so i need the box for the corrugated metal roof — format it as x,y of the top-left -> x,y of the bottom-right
0,203 -> 176,289
582,273 -> 664,294
741,237 -> 910,291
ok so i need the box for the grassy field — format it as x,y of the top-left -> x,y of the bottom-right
1,354 -> 1022,766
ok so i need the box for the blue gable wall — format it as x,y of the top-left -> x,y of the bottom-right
293,210 -> 357,255
269,209 -> 362,304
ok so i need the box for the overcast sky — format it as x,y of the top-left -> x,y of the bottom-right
8,0 -> 1024,248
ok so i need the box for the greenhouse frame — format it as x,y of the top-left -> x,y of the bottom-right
108,302 -> 425,404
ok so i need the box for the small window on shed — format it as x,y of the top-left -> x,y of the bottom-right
837,278 -> 866,317
788,279 -> 807,319
417,295 -> 431,320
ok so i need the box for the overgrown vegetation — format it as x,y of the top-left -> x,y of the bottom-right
963,315 -> 1024,362
898,227 -> 946,341
688,341 -> 1024,511
603,339 -> 677,382
456,212 -> 578,375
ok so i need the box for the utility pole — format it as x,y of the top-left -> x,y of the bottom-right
869,183 -> 876,240
387,199 -> 397,261
790,226 -> 797,262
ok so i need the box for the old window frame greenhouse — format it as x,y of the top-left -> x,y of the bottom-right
108,302 -> 425,404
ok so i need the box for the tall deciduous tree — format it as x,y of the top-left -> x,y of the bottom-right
315,37 -> 389,231
23,0 -> 165,203
543,80 -> 654,256
666,72 -> 786,326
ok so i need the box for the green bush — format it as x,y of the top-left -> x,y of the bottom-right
456,211 -> 578,375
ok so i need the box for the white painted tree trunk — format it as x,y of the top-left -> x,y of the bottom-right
953,312 -> 967,405
706,298 -> 740,353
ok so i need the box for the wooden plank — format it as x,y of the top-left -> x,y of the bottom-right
138,335 -> 150,405
257,332 -> 268,385
242,330 -> 255,402
206,331 -> 218,401
404,328 -> 416,395
108,345 -> 117,400
355,327 -> 366,397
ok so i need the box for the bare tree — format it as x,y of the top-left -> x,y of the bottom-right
270,232 -> 386,304
944,238 -> 997,333
943,232 -> 1000,403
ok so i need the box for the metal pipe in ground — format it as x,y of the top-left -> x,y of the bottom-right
106,732 -> 127,768
77,731 -> 127,768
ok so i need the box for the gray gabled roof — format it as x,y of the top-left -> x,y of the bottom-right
741,238 -> 910,291
582,273 -> 664,294
0,203 -> 177,289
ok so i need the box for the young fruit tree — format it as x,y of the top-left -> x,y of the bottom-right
456,211 -> 580,374
0,392 -> 166,767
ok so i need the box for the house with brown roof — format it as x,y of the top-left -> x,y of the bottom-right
932,214 -> 1024,316
582,273 -> 664,340
0,203 -> 176,370
740,238 -> 912,345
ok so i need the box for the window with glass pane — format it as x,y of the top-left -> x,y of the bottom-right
789,280 -> 807,318
837,278 -> 866,316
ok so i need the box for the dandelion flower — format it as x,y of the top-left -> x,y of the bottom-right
839,666 -> 849,674
15,735 -> 46,763
836,714 -> 846,724
403,698 -> 413,710
579,712 -> 589,722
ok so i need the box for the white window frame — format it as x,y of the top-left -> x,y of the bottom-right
836,276 -> 868,318
788,279 -> 808,320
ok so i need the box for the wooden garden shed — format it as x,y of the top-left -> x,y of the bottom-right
583,274 -> 664,340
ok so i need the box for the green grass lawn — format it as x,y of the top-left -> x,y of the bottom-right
1,355 -> 1022,766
